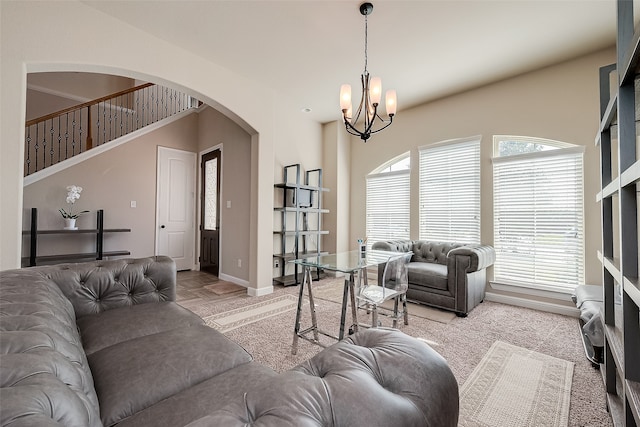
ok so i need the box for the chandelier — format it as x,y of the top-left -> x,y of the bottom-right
340,2 -> 396,142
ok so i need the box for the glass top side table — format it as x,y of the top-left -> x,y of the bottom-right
290,249 -> 402,354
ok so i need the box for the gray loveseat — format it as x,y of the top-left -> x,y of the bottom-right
0,256 -> 459,426
372,240 -> 495,316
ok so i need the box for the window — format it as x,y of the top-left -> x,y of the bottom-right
366,154 -> 410,249
493,136 -> 585,291
419,137 -> 481,243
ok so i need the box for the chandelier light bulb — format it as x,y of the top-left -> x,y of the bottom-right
385,90 -> 397,116
340,84 -> 352,111
369,77 -> 382,105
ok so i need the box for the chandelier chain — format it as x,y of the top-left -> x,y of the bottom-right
364,13 -> 368,74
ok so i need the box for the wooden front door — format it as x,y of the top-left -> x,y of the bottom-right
200,149 -> 221,275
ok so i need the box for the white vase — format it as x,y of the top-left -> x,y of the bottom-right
64,218 -> 77,230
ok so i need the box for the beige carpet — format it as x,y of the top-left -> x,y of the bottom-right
459,340 -> 574,427
310,276 -> 457,323
203,294 -> 298,333
177,272 -> 612,427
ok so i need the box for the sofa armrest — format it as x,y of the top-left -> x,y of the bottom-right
193,328 -> 459,427
447,245 -> 495,272
34,256 -> 177,318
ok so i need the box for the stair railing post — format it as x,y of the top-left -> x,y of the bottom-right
86,105 -> 93,150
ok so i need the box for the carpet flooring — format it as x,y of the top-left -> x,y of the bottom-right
311,277 -> 457,323
176,271 -> 612,427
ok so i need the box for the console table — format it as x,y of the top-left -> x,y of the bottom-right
22,208 -> 131,267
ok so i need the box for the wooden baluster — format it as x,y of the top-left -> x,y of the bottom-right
86,105 -> 93,150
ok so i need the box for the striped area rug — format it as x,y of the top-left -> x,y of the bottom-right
459,340 -> 574,427
203,294 -> 298,333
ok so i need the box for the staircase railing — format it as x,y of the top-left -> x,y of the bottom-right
24,83 -> 198,176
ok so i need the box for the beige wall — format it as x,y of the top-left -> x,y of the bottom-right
197,107 -> 252,283
0,1 -> 613,298
26,73 -> 135,121
23,112 -> 199,261
322,121 -> 351,255
273,93 -> 324,181
29,72 -> 134,101
2,1 -> 327,296
25,89 -> 79,122
347,48 -> 615,289
22,105 -> 257,284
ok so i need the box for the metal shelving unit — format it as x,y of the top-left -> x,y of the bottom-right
22,208 -> 131,267
273,164 -> 329,286
597,2 -> 640,425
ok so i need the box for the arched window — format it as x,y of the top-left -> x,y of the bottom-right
492,135 -> 585,291
366,153 -> 410,249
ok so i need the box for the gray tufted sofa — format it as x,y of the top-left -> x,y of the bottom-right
372,240 -> 496,316
0,256 -> 459,426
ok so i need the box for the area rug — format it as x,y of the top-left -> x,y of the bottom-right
459,340 -> 574,427
203,294 -> 298,333
310,277 -> 456,323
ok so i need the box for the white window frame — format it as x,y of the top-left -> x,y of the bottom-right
418,136 -> 481,243
492,136 -> 585,293
365,154 -> 410,250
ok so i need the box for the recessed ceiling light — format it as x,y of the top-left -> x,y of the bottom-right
301,107 -> 312,113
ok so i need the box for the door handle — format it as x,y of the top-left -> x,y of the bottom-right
160,225 -> 166,229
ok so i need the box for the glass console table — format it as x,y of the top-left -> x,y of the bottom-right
290,249 -> 402,354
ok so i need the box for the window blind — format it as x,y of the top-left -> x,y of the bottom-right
419,138 -> 481,243
493,147 -> 585,290
366,170 -> 410,249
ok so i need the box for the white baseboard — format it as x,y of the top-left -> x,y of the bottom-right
219,273 -> 273,297
219,273 -> 249,288
247,285 -> 274,297
485,292 -> 580,318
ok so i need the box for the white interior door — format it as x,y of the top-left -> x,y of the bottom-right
156,147 -> 196,271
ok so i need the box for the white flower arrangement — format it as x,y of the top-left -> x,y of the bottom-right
59,185 -> 89,219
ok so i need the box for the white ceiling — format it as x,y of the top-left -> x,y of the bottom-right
84,0 -> 622,124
